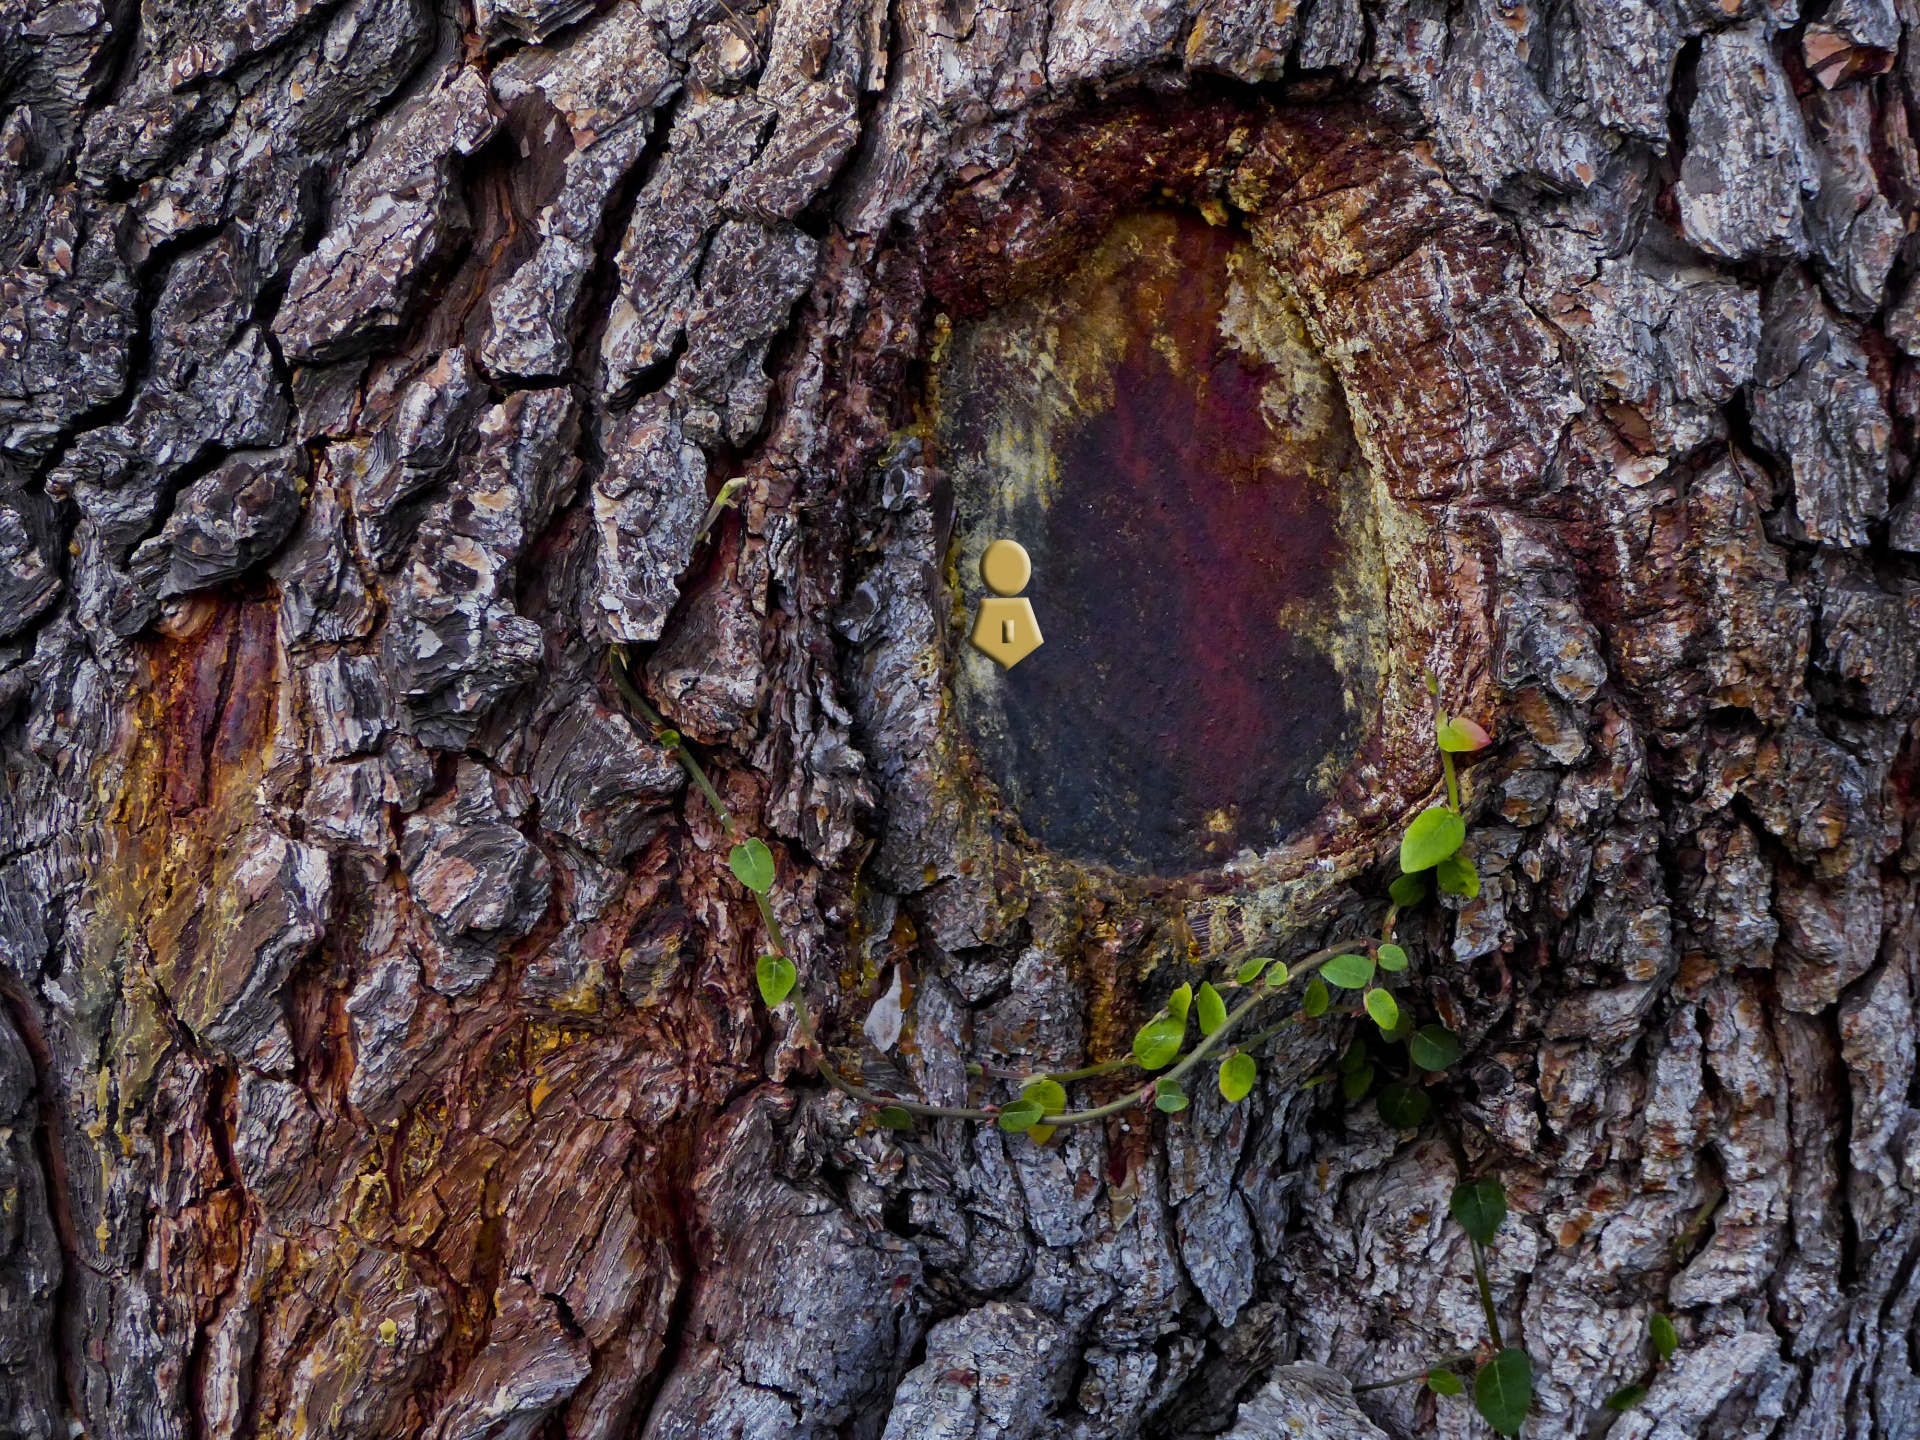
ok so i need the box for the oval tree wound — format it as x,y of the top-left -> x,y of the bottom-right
933,211 -> 1386,875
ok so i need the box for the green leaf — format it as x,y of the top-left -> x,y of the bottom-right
1377,942 -> 1409,972
1338,1042 -> 1370,1075
876,1106 -> 915,1130
1219,1051 -> 1257,1102
1450,1178 -> 1508,1245
1376,1081 -> 1431,1129
1604,1384 -> 1647,1412
1437,716 -> 1493,752
1340,1063 -> 1375,1101
1235,956 -> 1270,985
1264,960 -> 1290,987
729,838 -> 776,894
1022,1079 -> 1067,1115
1303,977 -> 1330,1018
1155,1077 -> 1190,1113
1410,1024 -> 1464,1072
1026,1123 -> 1057,1145
1651,1313 -> 1678,1362
756,953 -> 796,1006
1436,851 -> 1481,899
1196,982 -> 1228,1036
1389,874 -> 1429,907
1133,1016 -> 1187,1071
1427,1368 -> 1466,1397
1473,1348 -> 1533,1436
1400,806 -> 1466,873
997,1098 -> 1045,1133
657,729 -> 681,748
1364,987 -> 1401,1033
1323,953 -> 1375,990
1381,1009 -> 1416,1043
1167,983 -> 1193,1022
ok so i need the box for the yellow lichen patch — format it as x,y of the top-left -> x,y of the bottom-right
399,1097 -> 450,1190
542,956 -> 610,1016
345,1156 -> 395,1237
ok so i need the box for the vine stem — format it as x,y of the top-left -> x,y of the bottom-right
1472,1239 -> 1504,1349
1431,687 -> 1462,814
611,647 -> 738,840
1353,1352 -> 1476,1393
788,943 -> 1353,1128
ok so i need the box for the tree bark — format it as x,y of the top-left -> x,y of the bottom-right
0,0 -> 1916,1437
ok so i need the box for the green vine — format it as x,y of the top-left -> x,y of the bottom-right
609,648 -> 1653,1434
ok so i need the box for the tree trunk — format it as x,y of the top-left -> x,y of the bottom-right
0,0 -> 1916,1436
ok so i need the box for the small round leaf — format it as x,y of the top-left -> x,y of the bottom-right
1196,982 -> 1228,1036
1376,1081 -> 1431,1129
657,729 -> 681,748
1450,1177 -> 1508,1245
1235,956 -> 1271,985
1338,1043 -> 1369,1075
1364,987 -> 1401,1033
729,838 -> 776,894
1376,942 -> 1409,972
997,1098 -> 1045,1133
1340,1063 -> 1374,1101
1651,1313 -> 1678,1362
1473,1348 -> 1533,1437
1400,806 -> 1465,873
1133,1016 -> 1186,1071
1436,851 -> 1481,899
1604,1384 -> 1647,1412
1427,1368 -> 1465,1397
1410,1024 -> 1464,1072
1154,1078 -> 1190,1113
1389,874 -> 1429,907
1264,960 -> 1290,987
1219,1051 -> 1257,1102
1437,716 -> 1493,752
1022,1079 -> 1068,1115
876,1106 -> 915,1130
1322,953 -> 1375,990
1303,977 -> 1330,1018
1167,983 -> 1193,1022
756,954 -> 796,1007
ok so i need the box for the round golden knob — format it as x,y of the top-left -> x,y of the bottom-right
980,539 -> 1031,596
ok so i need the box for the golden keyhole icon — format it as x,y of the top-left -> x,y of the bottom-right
969,539 -> 1044,669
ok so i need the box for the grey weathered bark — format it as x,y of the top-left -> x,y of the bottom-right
1,0 -> 1917,1437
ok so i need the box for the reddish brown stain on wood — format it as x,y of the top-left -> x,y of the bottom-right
144,599 -> 275,817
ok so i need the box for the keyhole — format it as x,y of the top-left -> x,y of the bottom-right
1002,619 -> 1014,644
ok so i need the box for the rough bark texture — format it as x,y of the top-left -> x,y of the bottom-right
4,0 -> 1920,1437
